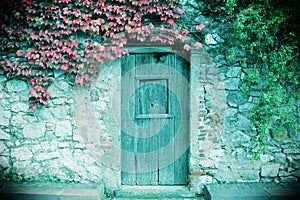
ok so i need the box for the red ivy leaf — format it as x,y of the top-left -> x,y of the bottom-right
61,64 -> 68,70
182,29 -> 189,35
183,44 -> 192,51
196,24 -> 205,31
194,42 -> 203,49
177,8 -> 184,14
16,50 -> 23,56
23,0 -> 32,5
29,104 -> 37,110
73,10 -> 81,17
167,19 -> 177,27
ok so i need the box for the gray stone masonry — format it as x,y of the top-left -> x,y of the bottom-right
0,0 -> 299,197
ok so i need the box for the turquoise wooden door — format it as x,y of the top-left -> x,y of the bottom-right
121,52 -> 189,185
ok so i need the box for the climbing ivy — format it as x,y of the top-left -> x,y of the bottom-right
200,0 -> 299,153
218,0 -> 299,151
0,0 -> 204,109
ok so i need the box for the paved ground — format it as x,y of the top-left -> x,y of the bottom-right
204,182 -> 300,200
0,181 -> 299,199
0,181 -> 104,200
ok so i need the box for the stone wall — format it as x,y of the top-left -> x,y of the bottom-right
182,0 -> 300,193
0,0 -> 299,196
0,76 -> 103,184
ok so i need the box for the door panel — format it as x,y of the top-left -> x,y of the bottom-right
121,52 -> 189,185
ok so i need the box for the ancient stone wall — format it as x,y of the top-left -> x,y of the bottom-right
182,0 -> 300,193
0,77 -> 103,184
0,0 -> 299,195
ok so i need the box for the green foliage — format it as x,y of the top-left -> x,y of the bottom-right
202,0 -> 299,154
0,0 -> 204,109
226,0 -> 300,152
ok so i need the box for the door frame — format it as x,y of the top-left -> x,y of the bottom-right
120,47 -> 191,186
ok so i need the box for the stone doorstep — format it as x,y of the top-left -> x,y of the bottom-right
114,185 -> 197,199
204,183 -> 300,200
0,182 -> 104,200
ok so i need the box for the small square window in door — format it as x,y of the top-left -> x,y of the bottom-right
137,78 -> 169,115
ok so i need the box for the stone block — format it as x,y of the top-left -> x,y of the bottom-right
278,171 -> 291,177
197,175 -> 213,184
74,143 -> 86,149
61,158 -> 82,172
23,122 -> 46,139
36,109 -> 54,120
55,121 -> 72,137
205,34 -> 223,45
237,114 -> 251,130
48,80 -> 72,98
280,176 -> 298,182
225,78 -> 240,90
283,149 -> 299,154
199,158 -> 215,168
0,156 -> 10,168
0,129 -> 10,140
0,75 -> 7,83
73,134 -> 83,142
6,80 -> 27,93
250,90 -> 262,97
11,147 -> 32,161
11,103 -> 28,112
225,108 -> 238,117
11,114 -> 26,127
274,153 -> 286,163
34,152 -> 60,161
0,110 -> 11,126
51,107 -> 69,119
52,97 -> 67,105
23,115 -> 36,123
227,131 -> 251,143
292,169 -> 300,178
86,166 -> 102,177
0,143 -> 7,154
58,142 -> 69,148
239,103 -> 254,113
37,107 -> 68,120
261,164 -> 280,177
227,91 -> 246,106
268,146 -> 283,153
215,169 -> 241,182
226,67 -> 241,78
260,154 -> 275,163
208,149 -> 224,158
238,169 -> 260,182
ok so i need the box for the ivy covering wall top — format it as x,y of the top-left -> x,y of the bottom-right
0,0 -> 203,110
0,0 -> 299,151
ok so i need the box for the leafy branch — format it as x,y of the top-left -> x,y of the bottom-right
0,0 -> 204,109
228,0 -> 300,151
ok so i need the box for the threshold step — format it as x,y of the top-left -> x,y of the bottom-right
114,186 -> 197,199
110,198 -> 204,200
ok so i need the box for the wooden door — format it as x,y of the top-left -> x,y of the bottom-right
121,51 -> 189,185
